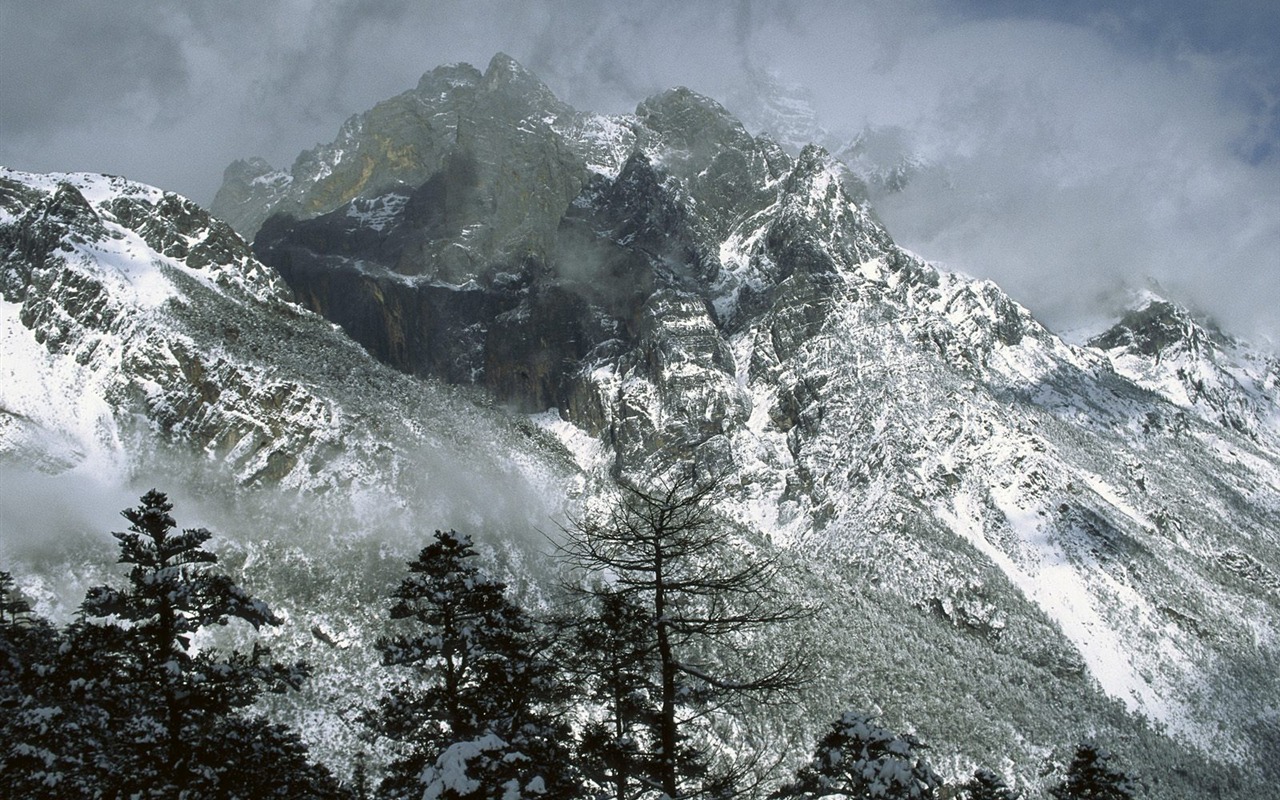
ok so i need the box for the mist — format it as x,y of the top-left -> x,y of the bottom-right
0,408 -> 578,621
1,1 -> 1276,340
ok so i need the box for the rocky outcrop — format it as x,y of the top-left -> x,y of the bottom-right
207,60 -> 1280,792
0,168 -> 568,494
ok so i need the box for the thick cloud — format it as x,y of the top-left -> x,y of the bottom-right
1,1 -> 1276,340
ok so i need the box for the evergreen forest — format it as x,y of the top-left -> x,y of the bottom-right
2,486 -> 1141,800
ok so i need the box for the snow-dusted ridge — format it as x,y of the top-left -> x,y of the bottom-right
0,166 -> 575,497
4,54 -> 1278,798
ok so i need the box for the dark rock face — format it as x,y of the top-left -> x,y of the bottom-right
255,240 -> 498,384
247,75 -> 759,418
253,169 -> 645,413
1089,299 -> 1217,358
554,152 -> 711,320
234,56 -> 901,460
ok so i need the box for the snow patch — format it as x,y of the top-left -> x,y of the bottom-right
0,299 -> 126,475
529,411 -> 609,474
345,193 -> 409,232
935,489 -> 1210,751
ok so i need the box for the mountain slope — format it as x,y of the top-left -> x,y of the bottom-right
211,56 -> 1280,793
1,167 -> 575,495
1,55 -> 1276,796
0,164 -> 592,769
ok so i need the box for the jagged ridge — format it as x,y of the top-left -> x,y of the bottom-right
1,53 -> 1276,796
212,56 -> 1280,792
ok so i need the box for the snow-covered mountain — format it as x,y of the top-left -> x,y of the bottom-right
4,54 -> 1278,796
0,167 -> 573,498
1090,296 -> 1280,449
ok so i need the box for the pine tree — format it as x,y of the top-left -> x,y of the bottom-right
370,529 -> 582,800
192,714 -> 348,798
352,751 -> 372,800
1049,743 -> 1137,800
562,469 -> 809,800
1,571 -> 155,795
77,489 -> 343,797
0,570 -> 79,795
565,589 -> 663,800
0,570 -> 31,623
962,768 -> 1019,800
772,711 -> 942,800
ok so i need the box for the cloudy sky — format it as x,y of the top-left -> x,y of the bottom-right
2,1 -> 1277,340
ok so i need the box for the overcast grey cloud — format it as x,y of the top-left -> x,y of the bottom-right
1,1 -> 1276,340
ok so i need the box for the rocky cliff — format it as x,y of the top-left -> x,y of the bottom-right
1,54 -> 1276,796
210,56 -> 1280,794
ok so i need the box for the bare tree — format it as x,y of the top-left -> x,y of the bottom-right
561,468 -> 811,800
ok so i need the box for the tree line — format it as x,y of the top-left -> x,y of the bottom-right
1,480 -> 1139,799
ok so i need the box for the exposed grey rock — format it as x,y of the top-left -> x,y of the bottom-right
5,55 -> 1279,798
1091,297 -> 1280,445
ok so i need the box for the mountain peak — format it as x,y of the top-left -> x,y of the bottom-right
636,87 -> 749,150
1089,298 -> 1222,359
414,61 -> 483,94
484,51 -> 531,81
479,52 -> 570,116
1088,295 -> 1279,444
